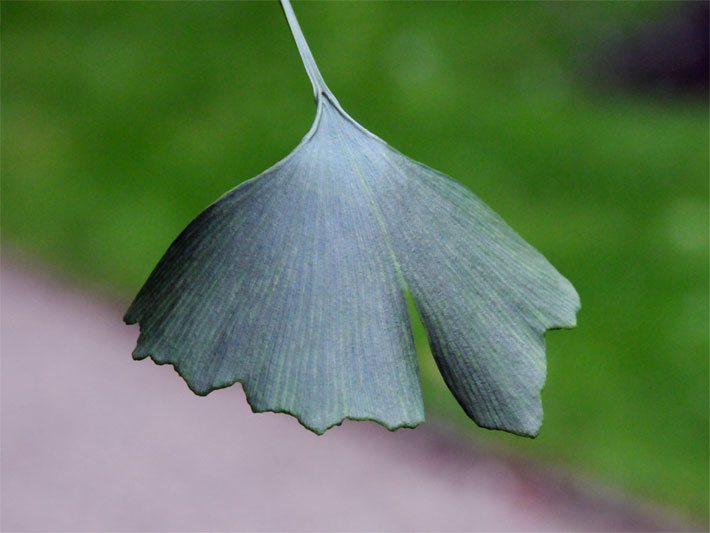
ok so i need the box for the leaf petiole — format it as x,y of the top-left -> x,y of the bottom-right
280,0 -> 331,102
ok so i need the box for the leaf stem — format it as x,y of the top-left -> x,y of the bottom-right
279,0 -> 330,102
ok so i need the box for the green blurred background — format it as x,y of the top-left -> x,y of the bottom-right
2,0 -> 708,522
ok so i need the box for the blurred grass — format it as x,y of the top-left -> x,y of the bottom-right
2,1 -> 707,521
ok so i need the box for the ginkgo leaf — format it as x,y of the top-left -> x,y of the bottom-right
124,0 -> 579,437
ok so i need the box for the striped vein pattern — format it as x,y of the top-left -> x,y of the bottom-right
125,98 -> 579,436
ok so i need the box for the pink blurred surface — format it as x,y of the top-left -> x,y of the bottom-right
0,259 -> 691,532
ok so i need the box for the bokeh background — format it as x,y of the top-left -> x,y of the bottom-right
2,0 -> 708,527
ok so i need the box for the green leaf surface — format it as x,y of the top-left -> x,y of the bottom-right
125,0 -> 579,436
